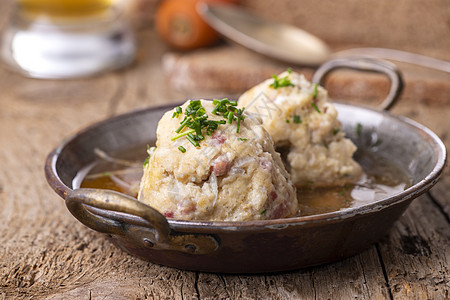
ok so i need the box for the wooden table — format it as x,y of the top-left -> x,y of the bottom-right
1,3 -> 449,300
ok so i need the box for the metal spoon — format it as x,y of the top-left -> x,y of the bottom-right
199,3 -> 450,73
198,3 -> 331,66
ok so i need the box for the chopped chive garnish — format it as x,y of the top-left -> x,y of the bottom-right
178,146 -> 186,153
143,145 -> 152,167
333,128 -> 340,135
172,106 -> 182,118
175,117 -> 189,133
356,123 -> 362,137
227,111 -> 234,124
313,83 -> 318,99
171,129 -> 195,141
270,73 -> 295,89
312,102 -> 321,113
186,133 -> 200,147
260,209 -> 267,215
293,115 -> 302,124
236,108 -> 245,133
172,99 -> 245,148
286,119 -> 290,123
239,138 -> 247,141
212,98 -> 234,115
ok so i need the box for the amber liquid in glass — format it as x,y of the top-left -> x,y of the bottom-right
18,0 -> 115,19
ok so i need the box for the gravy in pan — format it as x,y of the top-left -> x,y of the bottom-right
77,146 -> 410,217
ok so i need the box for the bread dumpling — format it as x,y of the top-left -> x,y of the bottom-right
138,99 -> 298,221
239,71 -> 362,188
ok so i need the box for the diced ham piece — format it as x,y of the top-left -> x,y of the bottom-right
211,132 -> 227,146
211,155 -> 231,176
163,211 -> 174,218
269,190 -> 278,201
270,200 -> 289,219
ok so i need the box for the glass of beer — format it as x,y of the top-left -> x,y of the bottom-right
1,0 -> 135,79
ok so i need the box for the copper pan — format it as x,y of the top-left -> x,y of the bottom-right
45,58 -> 446,273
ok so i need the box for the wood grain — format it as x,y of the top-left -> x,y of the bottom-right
378,195 -> 449,300
0,0 -> 448,299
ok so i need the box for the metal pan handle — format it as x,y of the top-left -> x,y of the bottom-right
312,57 -> 403,111
66,188 -> 219,254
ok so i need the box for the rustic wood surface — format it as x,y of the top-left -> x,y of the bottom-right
0,1 -> 449,299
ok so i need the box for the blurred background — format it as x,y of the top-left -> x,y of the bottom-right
122,0 -> 450,104
0,0 -> 448,107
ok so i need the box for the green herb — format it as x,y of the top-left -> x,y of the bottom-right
239,138 -> 247,141
260,209 -> 267,215
311,84 -> 321,113
185,99 -> 203,116
236,108 -> 245,133
356,123 -> 362,137
313,83 -> 318,99
212,98 -> 237,115
270,74 -> 294,89
226,110 -> 235,124
204,119 -> 226,135
312,102 -> 321,113
172,99 -> 245,150
171,129 -> 195,141
286,119 -> 290,123
178,146 -> 186,153
143,145 -> 152,167
211,99 -> 244,133
332,128 -> 340,135
293,115 -> 302,124
172,106 -> 182,118
186,132 -> 200,147
322,141 -> 329,149
287,67 -> 293,74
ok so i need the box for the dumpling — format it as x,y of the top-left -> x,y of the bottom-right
138,99 -> 298,221
239,70 -> 362,187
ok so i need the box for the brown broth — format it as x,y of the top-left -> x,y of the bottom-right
78,146 -> 411,217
